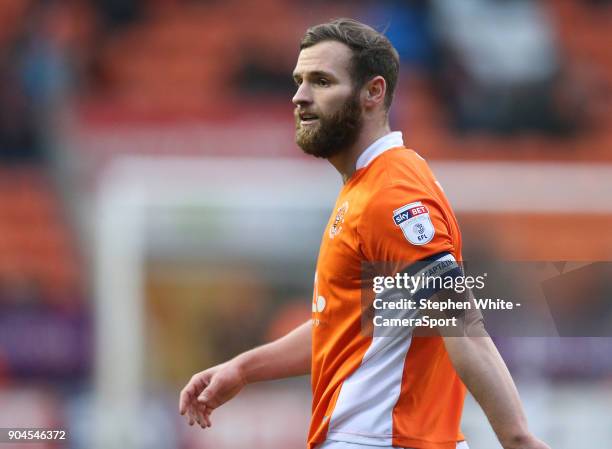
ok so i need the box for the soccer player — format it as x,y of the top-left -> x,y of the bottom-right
179,19 -> 551,449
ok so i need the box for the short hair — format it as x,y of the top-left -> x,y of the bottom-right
300,18 -> 400,110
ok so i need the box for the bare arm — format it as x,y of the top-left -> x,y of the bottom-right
233,318 -> 312,382
179,320 -> 311,428
443,333 -> 551,449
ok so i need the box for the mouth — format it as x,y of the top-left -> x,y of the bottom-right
298,112 -> 319,126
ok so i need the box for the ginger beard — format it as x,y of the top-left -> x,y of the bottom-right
295,88 -> 363,159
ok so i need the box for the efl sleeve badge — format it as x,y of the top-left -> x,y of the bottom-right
392,201 -> 435,245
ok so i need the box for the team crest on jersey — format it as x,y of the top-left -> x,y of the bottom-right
393,201 -> 435,245
329,201 -> 349,239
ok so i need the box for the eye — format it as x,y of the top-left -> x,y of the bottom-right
317,78 -> 330,87
293,78 -> 302,87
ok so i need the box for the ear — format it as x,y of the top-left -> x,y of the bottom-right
363,76 -> 387,109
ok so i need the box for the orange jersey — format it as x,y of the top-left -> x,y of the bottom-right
309,132 -> 466,449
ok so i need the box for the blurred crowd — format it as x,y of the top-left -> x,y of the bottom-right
1,0 -> 611,160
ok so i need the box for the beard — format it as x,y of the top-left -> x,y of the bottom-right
295,90 -> 362,159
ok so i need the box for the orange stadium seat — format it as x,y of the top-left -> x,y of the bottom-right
0,167 -> 81,303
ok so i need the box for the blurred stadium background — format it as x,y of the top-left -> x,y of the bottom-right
0,0 -> 611,448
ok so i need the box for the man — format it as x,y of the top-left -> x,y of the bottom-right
179,18 -> 551,449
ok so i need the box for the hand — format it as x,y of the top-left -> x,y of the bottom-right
179,361 -> 247,428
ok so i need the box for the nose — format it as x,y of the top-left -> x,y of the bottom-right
292,82 -> 312,107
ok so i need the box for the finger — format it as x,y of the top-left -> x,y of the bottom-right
202,415 -> 211,428
179,389 -> 190,415
180,384 -> 197,415
191,404 -> 202,428
179,387 -> 187,414
197,380 -> 217,406
202,408 -> 212,427
197,392 -> 212,407
191,404 -> 203,425
196,407 -> 207,429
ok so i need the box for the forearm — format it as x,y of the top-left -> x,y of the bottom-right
232,320 -> 312,384
444,335 -> 530,449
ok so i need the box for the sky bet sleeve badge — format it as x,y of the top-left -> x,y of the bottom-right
393,201 -> 435,245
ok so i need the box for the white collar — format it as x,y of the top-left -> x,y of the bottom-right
355,131 -> 404,170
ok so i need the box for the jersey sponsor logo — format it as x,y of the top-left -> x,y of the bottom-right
329,201 -> 349,239
393,201 -> 435,245
393,204 -> 429,225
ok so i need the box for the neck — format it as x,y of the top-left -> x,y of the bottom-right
328,120 -> 391,184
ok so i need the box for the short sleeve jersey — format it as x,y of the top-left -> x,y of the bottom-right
308,132 -> 466,449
